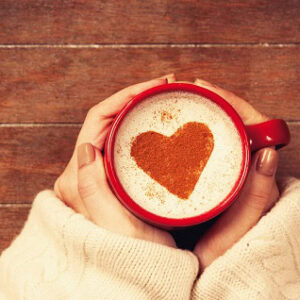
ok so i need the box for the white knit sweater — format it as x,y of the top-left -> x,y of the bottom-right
0,178 -> 299,300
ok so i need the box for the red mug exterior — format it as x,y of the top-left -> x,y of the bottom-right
104,83 -> 290,229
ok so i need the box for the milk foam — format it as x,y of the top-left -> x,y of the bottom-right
114,91 -> 243,218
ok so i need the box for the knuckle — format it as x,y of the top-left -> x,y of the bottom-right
195,237 -> 225,269
223,90 -> 235,99
87,105 -> 103,119
265,186 -> 280,211
124,215 -> 148,240
86,103 -> 107,121
126,221 -> 141,239
54,177 -> 66,200
78,177 -> 100,199
274,188 -> 280,201
86,106 -> 97,118
206,236 -> 226,257
124,85 -> 139,99
54,172 -> 78,206
247,192 -> 270,211
123,92 -> 136,102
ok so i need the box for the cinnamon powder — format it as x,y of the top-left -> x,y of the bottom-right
160,110 -> 173,122
130,122 -> 214,199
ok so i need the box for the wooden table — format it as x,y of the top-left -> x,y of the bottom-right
1,0 -> 299,253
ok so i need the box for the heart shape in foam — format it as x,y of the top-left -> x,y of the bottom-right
130,122 -> 214,199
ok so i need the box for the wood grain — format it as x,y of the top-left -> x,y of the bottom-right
1,47 -> 299,123
0,124 -> 299,204
0,126 -> 80,203
0,0 -> 299,44
277,123 -> 300,180
0,204 -> 209,252
1,0 -> 299,262
0,206 -> 30,253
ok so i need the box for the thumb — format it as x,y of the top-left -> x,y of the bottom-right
237,148 -> 279,215
194,148 -> 279,269
77,143 -> 120,225
77,143 -> 107,200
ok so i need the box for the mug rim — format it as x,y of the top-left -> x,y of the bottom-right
104,83 -> 250,228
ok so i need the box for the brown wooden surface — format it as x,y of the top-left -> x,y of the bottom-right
0,0 -> 299,255
0,124 -> 298,204
0,206 -> 30,252
0,0 -> 299,44
1,47 -> 299,123
0,126 -> 80,203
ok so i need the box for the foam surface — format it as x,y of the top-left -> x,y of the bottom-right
114,91 -> 243,218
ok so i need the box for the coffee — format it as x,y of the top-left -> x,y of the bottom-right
114,91 -> 243,218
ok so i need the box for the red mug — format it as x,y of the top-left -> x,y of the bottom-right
104,83 -> 290,229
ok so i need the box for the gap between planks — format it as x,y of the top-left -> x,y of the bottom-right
0,43 -> 299,49
0,203 -> 31,207
0,122 -> 299,127
0,123 -> 82,127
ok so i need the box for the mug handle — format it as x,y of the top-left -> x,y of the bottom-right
245,119 -> 290,151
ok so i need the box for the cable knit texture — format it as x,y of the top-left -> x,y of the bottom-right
0,190 -> 198,300
0,178 -> 299,299
192,178 -> 300,300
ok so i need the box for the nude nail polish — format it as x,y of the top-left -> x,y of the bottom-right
195,79 -> 215,88
256,149 -> 279,176
78,143 -> 95,168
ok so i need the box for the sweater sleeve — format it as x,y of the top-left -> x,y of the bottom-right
192,177 -> 300,300
0,191 -> 198,300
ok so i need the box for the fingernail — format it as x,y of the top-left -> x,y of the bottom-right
158,73 -> 175,82
256,149 -> 278,176
195,78 -> 216,87
159,78 -> 168,84
152,78 -> 168,85
78,143 -> 95,169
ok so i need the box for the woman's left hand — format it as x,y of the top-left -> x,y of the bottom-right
193,79 -> 280,271
54,75 -> 176,247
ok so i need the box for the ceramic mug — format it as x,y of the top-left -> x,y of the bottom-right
104,83 -> 290,228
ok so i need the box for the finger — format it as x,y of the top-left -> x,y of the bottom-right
157,73 -> 176,83
77,77 -> 168,150
194,78 -> 268,125
175,80 -> 193,84
194,148 -> 279,269
77,143 -> 177,246
77,143 -> 133,230
91,77 -> 168,119
54,174 -> 90,218
57,77 -> 170,220
268,181 -> 280,211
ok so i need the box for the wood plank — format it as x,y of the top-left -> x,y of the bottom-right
0,205 -> 210,253
0,206 -> 30,254
0,0 -> 299,44
1,47 -> 299,123
0,127 -> 80,203
277,123 -> 300,181
0,124 -> 299,204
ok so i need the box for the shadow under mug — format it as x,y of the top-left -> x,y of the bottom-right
104,83 -> 290,229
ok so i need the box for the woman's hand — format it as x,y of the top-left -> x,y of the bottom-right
54,75 -> 280,257
193,79 -> 280,270
54,75 -> 177,247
